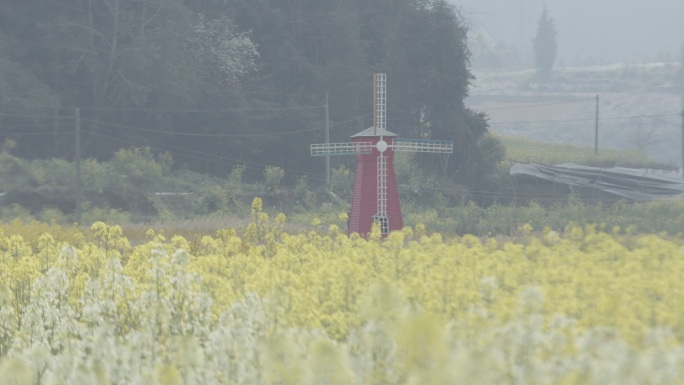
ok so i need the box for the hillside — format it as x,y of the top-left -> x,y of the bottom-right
496,135 -> 656,169
467,63 -> 683,168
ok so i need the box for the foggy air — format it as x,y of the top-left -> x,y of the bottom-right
3,3 -> 684,382
457,0 -> 684,166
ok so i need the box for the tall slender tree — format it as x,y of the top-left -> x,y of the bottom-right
532,6 -> 558,77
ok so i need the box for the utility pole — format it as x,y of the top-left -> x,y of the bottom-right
325,92 -> 330,190
594,95 -> 599,156
75,108 -> 82,224
681,110 -> 684,178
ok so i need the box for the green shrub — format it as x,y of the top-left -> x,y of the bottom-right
0,143 -> 36,193
294,175 -> 315,210
91,147 -> 174,215
330,165 -> 353,199
80,202 -> 132,225
200,186 -> 228,214
263,166 -> 284,197
394,152 -> 423,205
37,206 -> 67,224
0,204 -> 34,222
402,198 -> 684,237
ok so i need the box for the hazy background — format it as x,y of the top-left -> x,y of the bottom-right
452,0 -> 683,167
454,0 -> 684,65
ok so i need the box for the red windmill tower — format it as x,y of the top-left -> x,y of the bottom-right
311,74 -> 453,237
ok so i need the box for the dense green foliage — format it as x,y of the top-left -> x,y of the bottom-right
0,143 -> 227,222
0,133 -> 672,233
0,0 -> 499,189
402,198 -> 684,237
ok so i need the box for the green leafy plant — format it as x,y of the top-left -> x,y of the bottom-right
330,165 -> 354,199
263,166 -> 285,197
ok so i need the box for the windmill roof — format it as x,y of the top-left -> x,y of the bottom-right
351,126 -> 398,138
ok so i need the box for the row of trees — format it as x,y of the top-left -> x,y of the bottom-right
470,7 -> 558,74
0,0 -> 503,190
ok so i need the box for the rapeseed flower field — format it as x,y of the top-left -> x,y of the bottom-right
1,199 -> 683,384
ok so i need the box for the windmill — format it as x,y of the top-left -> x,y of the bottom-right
311,74 -> 453,237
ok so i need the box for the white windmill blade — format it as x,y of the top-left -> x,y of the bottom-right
310,142 -> 374,156
377,154 -> 388,215
373,73 -> 386,137
392,138 -> 454,153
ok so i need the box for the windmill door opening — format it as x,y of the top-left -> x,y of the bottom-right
372,214 -> 389,235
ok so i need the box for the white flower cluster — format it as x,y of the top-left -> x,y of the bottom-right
3,247 -> 684,385
189,15 -> 258,83
0,245 -> 265,385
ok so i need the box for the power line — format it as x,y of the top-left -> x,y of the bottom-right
82,105 -> 327,113
85,127 -> 320,178
82,125 -> 233,163
1,100 -> 677,127
608,103 -> 683,128
0,101 -> 326,114
82,128 -> 241,168
83,118 -> 322,138
476,98 -> 594,111
332,112 -> 373,127
0,112 -> 75,119
0,123 -> 71,129
81,112 -> 372,138
0,131 -> 72,136
80,126 -> 327,180
489,113 -> 681,126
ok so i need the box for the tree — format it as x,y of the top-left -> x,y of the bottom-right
0,2 -> 63,157
0,0 -> 503,191
469,29 -> 522,71
226,0 -> 370,178
189,15 -> 258,84
360,0 -> 503,185
628,117 -> 659,151
532,7 -> 558,77
0,0 -> 259,171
